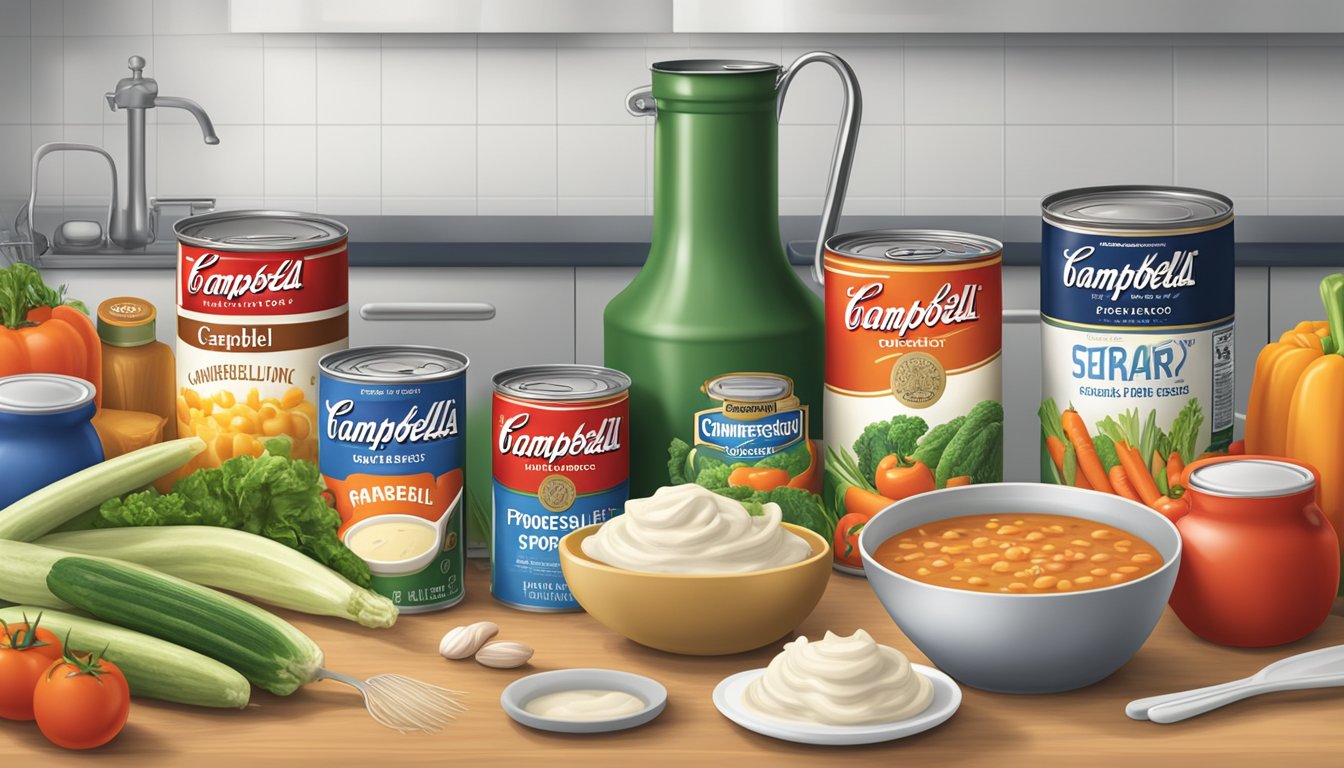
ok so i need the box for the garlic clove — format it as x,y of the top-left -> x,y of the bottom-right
475,640 -> 534,669
439,621 -> 500,660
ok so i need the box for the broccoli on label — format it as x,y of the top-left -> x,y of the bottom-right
668,438 -> 693,485
911,416 -> 966,469
696,461 -> 745,491
934,400 -> 1004,487
852,415 -> 929,484
752,440 -> 811,478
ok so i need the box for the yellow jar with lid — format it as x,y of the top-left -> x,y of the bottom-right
98,297 -> 176,440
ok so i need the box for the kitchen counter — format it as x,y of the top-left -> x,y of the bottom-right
5,565 -> 1340,767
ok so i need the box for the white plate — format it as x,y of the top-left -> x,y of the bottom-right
712,665 -> 961,745
500,669 -> 668,734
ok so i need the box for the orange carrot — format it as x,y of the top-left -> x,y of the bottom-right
1166,451 -> 1185,491
844,485 -> 897,519
1061,410 -> 1114,493
945,475 -> 972,488
1046,435 -> 1093,490
728,466 -> 790,492
1109,465 -> 1141,502
1117,442 -> 1161,505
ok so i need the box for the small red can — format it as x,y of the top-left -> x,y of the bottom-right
490,365 -> 631,611
1170,455 -> 1340,647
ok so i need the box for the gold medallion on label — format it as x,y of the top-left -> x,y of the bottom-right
538,474 -> 578,512
890,351 -> 946,409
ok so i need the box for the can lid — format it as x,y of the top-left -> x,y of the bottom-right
175,210 -> 348,251
97,296 -> 157,347
826,229 -> 1003,264
320,346 -> 468,383
703,373 -> 792,402
1188,459 -> 1316,498
0,374 -> 96,415
652,59 -> 779,74
1042,186 -> 1233,231
493,365 -> 631,402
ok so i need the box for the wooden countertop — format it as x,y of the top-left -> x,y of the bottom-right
4,564 -> 1342,767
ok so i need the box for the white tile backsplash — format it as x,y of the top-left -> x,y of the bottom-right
0,124 -> 29,196
153,34 -> 264,125
904,46 -> 1003,125
382,125 -> 475,197
382,46 -> 476,124
1268,47 -> 1344,124
1175,47 -> 1267,125
316,124 -> 380,197
556,47 -> 646,124
478,47 -> 555,125
557,125 -> 643,198
1006,46 -> 1173,125
12,30 -> 1344,218
263,46 -> 316,124
1268,125 -> 1344,198
158,122 -> 259,198
0,35 -> 30,124
1005,125 -> 1174,197
263,124 -> 316,198
316,46 -> 380,125
1175,125 -> 1267,197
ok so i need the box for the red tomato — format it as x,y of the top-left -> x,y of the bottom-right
33,653 -> 130,750
833,512 -> 869,568
0,618 -> 64,721
875,456 -> 936,500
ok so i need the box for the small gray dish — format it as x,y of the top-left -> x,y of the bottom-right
500,669 -> 668,734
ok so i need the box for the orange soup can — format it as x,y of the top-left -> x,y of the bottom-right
823,230 -> 1003,574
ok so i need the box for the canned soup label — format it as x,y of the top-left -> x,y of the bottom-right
492,393 -> 628,609
1040,222 -> 1235,482
321,373 -> 465,611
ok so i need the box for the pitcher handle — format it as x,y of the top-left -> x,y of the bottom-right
777,52 -> 862,285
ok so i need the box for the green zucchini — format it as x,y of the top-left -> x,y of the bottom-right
39,527 -> 397,628
0,437 -> 205,542
40,552 -> 325,696
0,607 -> 250,709
0,541 -> 71,609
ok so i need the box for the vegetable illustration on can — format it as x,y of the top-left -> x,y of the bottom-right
491,365 -> 631,612
319,346 -> 467,613
822,230 -> 1004,574
1038,186 -> 1234,517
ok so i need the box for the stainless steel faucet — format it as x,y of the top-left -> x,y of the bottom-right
104,55 -> 219,249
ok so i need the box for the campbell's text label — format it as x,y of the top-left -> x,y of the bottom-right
178,243 -> 348,316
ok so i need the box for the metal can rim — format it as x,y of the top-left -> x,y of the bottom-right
825,229 -> 1004,265
174,209 -> 349,252
493,364 -> 632,402
319,345 -> 469,383
0,374 -> 97,415
1042,185 -> 1234,233
1188,459 -> 1316,499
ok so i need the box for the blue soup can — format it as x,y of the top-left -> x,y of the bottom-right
1039,185 -> 1235,485
0,374 -> 104,508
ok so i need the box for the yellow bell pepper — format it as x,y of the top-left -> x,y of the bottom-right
1246,302 -> 1337,457
1285,275 -> 1344,558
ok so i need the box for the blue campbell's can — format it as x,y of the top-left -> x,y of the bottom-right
319,346 -> 467,613
1039,186 -> 1234,487
491,365 -> 631,612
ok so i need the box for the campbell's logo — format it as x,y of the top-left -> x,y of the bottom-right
497,413 -> 623,464
1061,246 -> 1196,302
845,281 -> 981,338
187,252 -> 305,300
325,398 -> 458,451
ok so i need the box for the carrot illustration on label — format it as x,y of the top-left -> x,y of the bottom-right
1109,465 -> 1141,502
1062,409 -> 1114,493
1117,442 -> 1161,506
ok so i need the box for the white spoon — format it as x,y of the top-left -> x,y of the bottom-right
1126,645 -> 1344,723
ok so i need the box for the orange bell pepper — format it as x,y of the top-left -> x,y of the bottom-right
1247,322 -> 1329,457
0,265 -> 101,406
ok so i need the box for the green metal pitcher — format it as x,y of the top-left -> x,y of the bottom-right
606,53 -> 862,497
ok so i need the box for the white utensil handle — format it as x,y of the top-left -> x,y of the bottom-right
1125,678 -> 1248,721
1147,675 -> 1344,724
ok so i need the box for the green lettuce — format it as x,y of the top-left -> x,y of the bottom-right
95,438 -> 370,587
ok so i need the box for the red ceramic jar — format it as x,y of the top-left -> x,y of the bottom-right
1169,455 -> 1339,647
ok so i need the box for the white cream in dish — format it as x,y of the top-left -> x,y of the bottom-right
580,484 -> 811,574
743,629 -> 934,726
523,689 -> 646,721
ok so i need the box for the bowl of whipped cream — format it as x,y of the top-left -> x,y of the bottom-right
558,483 -> 832,655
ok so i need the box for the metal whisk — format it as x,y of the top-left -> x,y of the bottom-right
318,669 -> 468,733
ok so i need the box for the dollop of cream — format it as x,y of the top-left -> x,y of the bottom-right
744,629 -> 934,726
523,689 -> 646,721
581,484 -> 812,574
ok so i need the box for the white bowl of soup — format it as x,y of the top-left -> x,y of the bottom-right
343,514 -> 441,575
859,483 -> 1181,694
